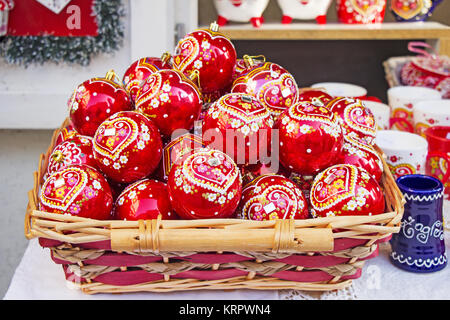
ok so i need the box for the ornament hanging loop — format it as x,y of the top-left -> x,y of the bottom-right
243,54 -> 266,68
161,52 -> 172,65
105,69 -> 122,85
189,69 -> 201,90
209,21 -> 220,32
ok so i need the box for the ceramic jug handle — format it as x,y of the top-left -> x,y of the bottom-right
389,117 -> 414,133
427,151 -> 450,185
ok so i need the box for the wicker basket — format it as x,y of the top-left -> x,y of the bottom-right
24,119 -> 405,294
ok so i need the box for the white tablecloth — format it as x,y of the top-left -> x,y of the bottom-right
4,234 -> 449,300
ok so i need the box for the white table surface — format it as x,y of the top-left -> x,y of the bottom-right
4,234 -> 450,300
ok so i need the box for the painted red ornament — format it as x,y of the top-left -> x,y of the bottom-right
122,53 -> 172,103
239,174 -> 309,221
336,0 -> 387,24
231,61 -> 299,118
310,164 -> 385,217
326,97 -> 377,145
54,122 -> 78,148
167,148 -> 242,219
276,101 -> 344,175
202,93 -> 274,166
340,134 -> 384,181
159,133 -> 205,181
172,22 -> 237,94
68,70 -> 133,137
92,111 -> 163,184
297,89 -> 333,106
39,164 -> 113,220
135,69 -> 202,137
47,135 -> 96,177
114,179 -> 176,221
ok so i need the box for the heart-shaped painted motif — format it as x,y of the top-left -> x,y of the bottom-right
343,101 -> 376,136
135,72 -> 163,108
93,116 -> 139,161
183,149 -> 239,194
40,167 -> 88,211
388,163 -> 416,179
173,36 -> 200,74
219,94 -> 271,123
48,142 -> 82,174
245,186 -> 296,220
289,102 -> 335,124
391,0 -> 424,20
311,165 -> 358,209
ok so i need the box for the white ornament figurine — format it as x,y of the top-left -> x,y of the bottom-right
277,0 -> 332,24
213,0 -> 270,28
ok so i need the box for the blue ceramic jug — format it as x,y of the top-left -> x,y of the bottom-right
390,174 -> 447,273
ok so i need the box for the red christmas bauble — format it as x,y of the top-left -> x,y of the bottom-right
159,133 -> 205,181
167,148 -> 242,219
276,101 -> 344,175
239,174 -> 309,221
122,54 -> 172,103
39,164 -> 113,220
135,69 -> 202,137
92,111 -> 163,184
47,135 -> 96,177
202,93 -> 274,165
114,179 -> 176,221
310,164 -> 385,217
297,89 -> 333,106
326,97 -> 377,145
54,122 -> 78,148
231,62 -> 299,118
68,72 -> 133,137
232,56 -> 265,82
340,134 -> 384,181
172,23 -> 237,94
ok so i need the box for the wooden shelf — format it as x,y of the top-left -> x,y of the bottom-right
211,22 -> 450,55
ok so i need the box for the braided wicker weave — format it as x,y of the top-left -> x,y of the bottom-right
24,119 -> 405,294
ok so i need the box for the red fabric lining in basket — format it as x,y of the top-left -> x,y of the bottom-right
51,246 -> 379,268
63,265 -> 363,286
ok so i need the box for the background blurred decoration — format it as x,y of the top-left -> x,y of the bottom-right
336,0 -> 387,24
277,0 -> 332,25
0,0 -> 13,36
390,0 -> 442,22
0,0 -> 124,66
214,0 -> 270,28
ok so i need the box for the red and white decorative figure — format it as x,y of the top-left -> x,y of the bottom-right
93,111 -> 163,184
326,97 -> 377,145
114,179 -> 176,221
278,0 -> 332,24
336,0 -> 387,24
276,101 -> 344,175
122,53 -> 172,103
202,93 -> 274,165
167,148 -> 242,219
310,164 -> 385,217
68,70 -> 133,137
213,0 -> 270,28
39,164 -> 113,220
340,134 -> 384,181
159,133 -> 205,181
173,22 -> 237,95
239,174 -> 309,221
47,135 -> 96,176
136,69 -> 203,138
0,0 -> 14,36
232,62 -> 299,118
